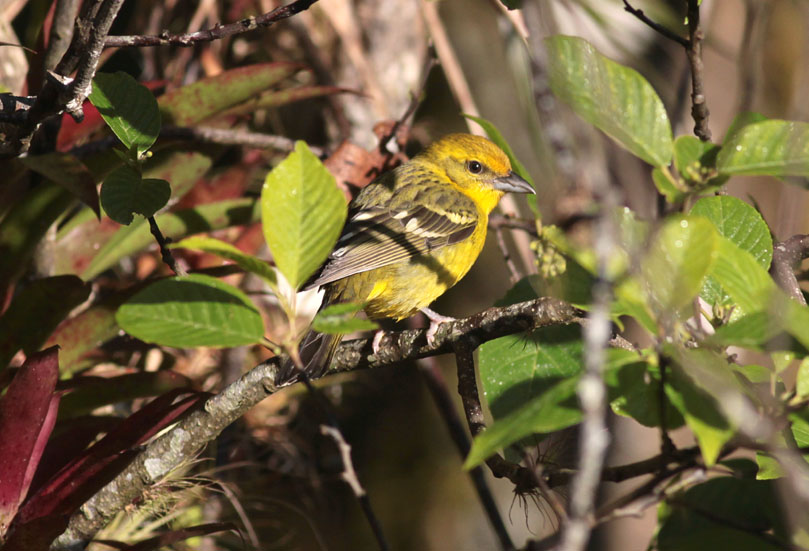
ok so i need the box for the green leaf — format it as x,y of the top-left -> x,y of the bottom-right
261,141 -> 347,289
463,114 -> 536,214
652,167 -> 686,204
641,215 -> 718,316
709,235 -> 774,315
546,35 -> 672,166
667,347 -> 742,466
81,198 -> 260,280
723,112 -> 767,142
797,357 -> 809,398
464,377 -> 581,469
311,303 -> 379,334
657,469 -> 787,551
606,361 -> 684,429
101,165 -> 171,225
718,119 -> 809,177
691,196 -> 773,307
116,274 -> 264,348
90,72 -> 161,156
171,236 -> 278,288
19,153 -> 100,218
0,275 -> 90,371
666,367 -> 731,467
479,324 -> 583,420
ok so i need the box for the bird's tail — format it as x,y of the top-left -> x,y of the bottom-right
298,329 -> 343,379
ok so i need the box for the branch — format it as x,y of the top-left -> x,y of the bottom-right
622,0 -> 711,141
103,0 -> 319,48
771,234 -> 809,305
53,298 -> 581,548
70,126 -> 323,158
622,1 -> 689,48
1,0 -> 125,158
685,0 -> 711,141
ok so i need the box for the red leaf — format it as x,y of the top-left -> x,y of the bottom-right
0,347 -> 59,537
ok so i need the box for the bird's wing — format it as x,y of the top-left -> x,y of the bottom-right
306,183 -> 479,288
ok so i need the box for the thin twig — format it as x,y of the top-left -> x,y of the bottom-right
488,214 -> 539,236
147,216 -> 186,276
70,126 -> 322,158
418,357 -> 515,551
104,0 -> 319,47
494,225 -> 522,285
320,425 -> 389,551
622,1 -> 689,47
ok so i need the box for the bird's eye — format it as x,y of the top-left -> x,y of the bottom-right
467,160 -> 483,174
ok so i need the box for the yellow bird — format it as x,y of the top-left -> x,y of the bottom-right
299,133 -> 534,376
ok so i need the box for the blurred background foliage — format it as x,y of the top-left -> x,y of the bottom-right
2,0 -> 808,549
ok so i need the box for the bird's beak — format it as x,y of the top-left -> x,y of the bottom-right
494,171 -> 535,194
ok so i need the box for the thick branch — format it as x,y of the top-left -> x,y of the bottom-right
54,298 -> 580,548
104,0 -> 319,48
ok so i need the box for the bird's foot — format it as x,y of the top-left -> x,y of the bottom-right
421,307 -> 456,346
372,330 -> 386,355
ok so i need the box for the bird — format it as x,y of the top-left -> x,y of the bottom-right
296,133 -> 534,377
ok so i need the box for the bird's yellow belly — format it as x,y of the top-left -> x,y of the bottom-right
328,227 -> 486,320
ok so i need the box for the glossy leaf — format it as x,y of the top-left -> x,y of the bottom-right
464,376 -> 581,468
642,215 -> 718,316
261,141 -> 347,289
691,196 -> 772,307
479,325 -> 583,420
673,135 -> 726,188
89,72 -> 161,156
718,119 -> 809,177
101,165 -> 171,225
546,35 -> 672,166
652,167 -> 685,204
312,303 -> 378,334
116,274 -> 264,348
606,362 -> 684,429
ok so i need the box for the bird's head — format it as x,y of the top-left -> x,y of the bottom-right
417,133 -> 534,212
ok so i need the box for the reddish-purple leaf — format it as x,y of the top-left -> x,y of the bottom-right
29,415 -> 121,496
0,347 -> 59,537
95,522 -> 240,551
18,390 -> 206,523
